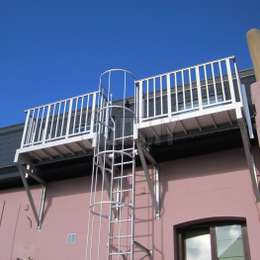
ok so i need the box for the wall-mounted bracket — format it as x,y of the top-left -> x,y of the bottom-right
137,141 -> 160,217
238,117 -> 260,202
17,161 -> 47,229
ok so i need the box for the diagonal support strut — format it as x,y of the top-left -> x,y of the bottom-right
238,117 -> 260,202
17,161 -> 47,228
137,141 -> 160,217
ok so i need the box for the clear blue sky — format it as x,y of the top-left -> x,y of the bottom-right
0,0 -> 259,127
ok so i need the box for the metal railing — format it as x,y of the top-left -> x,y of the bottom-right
135,56 -> 242,124
20,91 -> 99,149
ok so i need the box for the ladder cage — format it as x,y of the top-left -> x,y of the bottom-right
85,69 -> 138,260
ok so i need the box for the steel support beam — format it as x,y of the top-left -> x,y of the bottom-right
17,162 -> 47,228
134,241 -> 152,258
238,118 -> 260,201
137,142 -> 160,217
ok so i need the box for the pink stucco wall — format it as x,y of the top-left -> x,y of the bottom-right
1,147 -> 260,259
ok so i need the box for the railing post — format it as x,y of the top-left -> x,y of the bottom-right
195,66 -> 203,110
226,58 -> 236,103
138,81 -> 143,124
43,105 -> 51,143
66,99 -> 73,138
20,110 -> 30,148
233,57 -> 242,102
166,74 -> 172,117
90,92 -> 96,134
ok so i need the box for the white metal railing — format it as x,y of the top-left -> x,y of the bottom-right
20,91 -> 99,149
135,56 -> 242,124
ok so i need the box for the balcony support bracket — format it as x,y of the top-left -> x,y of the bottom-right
137,141 -> 160,217
17,160 -> 47,229
238,117 -> 260,202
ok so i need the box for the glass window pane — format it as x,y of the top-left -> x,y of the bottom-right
185,231 -> 212,260
215,225 -> 246,260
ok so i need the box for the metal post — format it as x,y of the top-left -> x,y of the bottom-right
17,162 -> 47,228
20,110 -> 30,148
195,66 -> 203,110
43,105 -> 51,143
226,58 -> 236,103
137,142 -> 160,216
90,92 -> 96,134
66,99 -> 73,138
238,118 -> 260,202
166,74 -> 172,117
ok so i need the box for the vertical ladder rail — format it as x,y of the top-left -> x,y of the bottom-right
85,69 -> 154,260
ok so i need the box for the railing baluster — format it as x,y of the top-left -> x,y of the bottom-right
60,101 -> 67,136
32,108 -> 40,144
66,98 -> 73,138
84,94 -> 90,131
72,97 -> 79,134
211,62 -> 217,103
226,58 -> 236,103
43,105 -> 51,143
203,64 -> 210,105
146,80 -> 149,118
181,70 -> 186,110
233,58 -> 242,101
218,60 -> 226,101
195,66 -> 203,110
28,109 -> 35,144
166,74 -> 172,117
188,68 -> 193,108
90,92 -> 96,133
153,78 -> 156,116
38,106 -> 46,142
54,102 -> 61,138
49,104 -> 56,140
138,81 -> 143,123
20,110 -> 30,148
174,73 -> 178,113
79,96 -> 84,132
160,76 -> 163,114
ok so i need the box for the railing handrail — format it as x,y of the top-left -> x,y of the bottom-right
135,56 -> 235,83
24,90 -> 100,112
135,56 -> 242,125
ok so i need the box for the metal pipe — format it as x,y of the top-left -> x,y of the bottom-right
247,28 -> 260,81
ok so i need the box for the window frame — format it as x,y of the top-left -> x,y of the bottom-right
174,217 -> 251,260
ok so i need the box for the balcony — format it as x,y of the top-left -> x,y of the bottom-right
135,56 -> 245,141
15,56 -> 250,163
15,91 -> 99,162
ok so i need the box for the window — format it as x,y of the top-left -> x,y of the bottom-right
175,219 -> 250,260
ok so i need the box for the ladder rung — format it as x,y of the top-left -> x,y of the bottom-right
113,174 -> 133,180
122,148 -> 135,152
114,161 -> 134,166
109,251 -> 131,256
114,135 -> 133,140
111,203 -> 133,209
112,189 -> 132,194
110,218 -> 132,224
110,234 -> 132,239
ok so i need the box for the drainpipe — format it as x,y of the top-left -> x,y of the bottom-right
247,28 -> 260,81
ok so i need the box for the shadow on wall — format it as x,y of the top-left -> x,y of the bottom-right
44,175 -> 92,220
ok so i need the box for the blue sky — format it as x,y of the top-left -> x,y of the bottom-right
0,0 -> 259,127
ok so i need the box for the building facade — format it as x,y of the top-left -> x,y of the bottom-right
0,55 -> 260,260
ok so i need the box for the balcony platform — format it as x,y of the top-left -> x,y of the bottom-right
136,103 -> 243,142
15,91 -> 99,164
15,132 -> 96,163
135,56 -> 246,143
